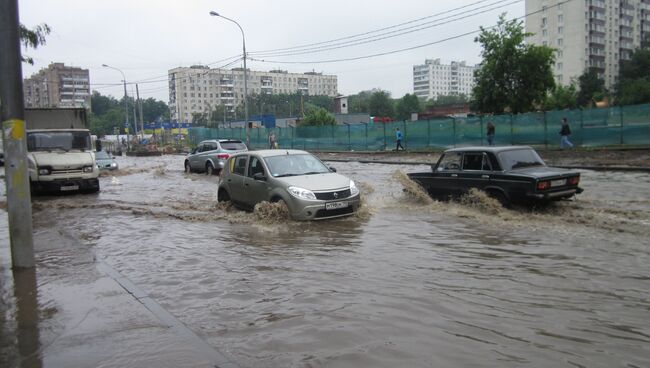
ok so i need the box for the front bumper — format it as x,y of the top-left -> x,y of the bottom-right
287,193 -> 362,220
31,178 -> 100,194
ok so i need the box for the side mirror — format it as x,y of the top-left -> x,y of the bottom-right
252,172 -> 266,181
329,166 -> 337,172
112,156 -> 116,159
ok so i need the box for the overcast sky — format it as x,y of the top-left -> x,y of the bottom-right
19,0 -> 525,103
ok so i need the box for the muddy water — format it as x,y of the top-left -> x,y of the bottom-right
3,154 -> 650,367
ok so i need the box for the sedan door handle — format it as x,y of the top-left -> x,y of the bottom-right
482,175 -> 490,179
451,174 -> 458,177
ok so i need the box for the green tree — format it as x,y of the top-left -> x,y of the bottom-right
141,98 -> 169,122
617,46 -> 650,105
301,107 -> 336,126
369,90 -> 394,117
577,68 -> 606,106
472,14 -> 555,114
543,83 -> 578,110
347,91 -> 373,113
395,93 -> 421,120
19,23 -> 51,64
425,94 -> 469,108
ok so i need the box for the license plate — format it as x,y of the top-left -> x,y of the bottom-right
551,179 -> 566,187
325,201 -> 348,210
61,185 -> 79,191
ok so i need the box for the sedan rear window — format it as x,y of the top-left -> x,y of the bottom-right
220,141 -> 246,150
498,149 -> 546,170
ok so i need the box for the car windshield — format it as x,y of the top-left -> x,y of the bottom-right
220,141 -> 246,150
95,151 -> 110,159
498,149 -> 546,170
27,131 -> 92,152
264,153 -> 330,177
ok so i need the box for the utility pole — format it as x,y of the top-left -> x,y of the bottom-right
0,0 -> 35,268
136,83 -> 144,138
131,86 -> 138,139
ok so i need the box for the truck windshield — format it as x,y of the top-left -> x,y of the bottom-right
27,131 -> 92,152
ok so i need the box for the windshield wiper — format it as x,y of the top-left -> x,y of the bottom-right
302,171 -> 325,175
275,173 -> 299,177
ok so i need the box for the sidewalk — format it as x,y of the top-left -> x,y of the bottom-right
0,213 -> 238,368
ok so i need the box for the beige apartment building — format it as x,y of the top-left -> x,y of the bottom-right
23,62 -> 91,108
413,59 -> 477,100
168,65 -> 338,122
526,0 -> 650,89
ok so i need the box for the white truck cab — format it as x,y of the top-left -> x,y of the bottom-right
24,108 -> 100,194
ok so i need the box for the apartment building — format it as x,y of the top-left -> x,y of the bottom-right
23,63 -> 91,108
168,65 -> 338,122
526,0 -> 650,88
413,59 -> 477,101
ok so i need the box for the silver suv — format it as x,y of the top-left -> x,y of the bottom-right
184,139 -> 247,175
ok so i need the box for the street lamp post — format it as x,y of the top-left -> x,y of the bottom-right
102,64 -> 130,151
209,11 -> 249,148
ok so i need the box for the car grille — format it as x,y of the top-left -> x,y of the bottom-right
52,169 -> 83,175
315,206 -> 354,219
314,189 -> 351,200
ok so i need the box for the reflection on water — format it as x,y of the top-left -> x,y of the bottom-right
2,155 -> 650,367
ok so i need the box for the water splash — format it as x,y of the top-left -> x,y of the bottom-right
391,170 -> 434,205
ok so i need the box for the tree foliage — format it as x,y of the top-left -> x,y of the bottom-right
617,46 -> 650,105
577,68 -> 606,106
301,107 -> 336,126
425,94 -> 469,109
19,23 -> 51,65
543,83 -> 578,110
347,91 -> 373,114
88,91 -> 169,136
471,14 -> 555,114
245,92 -> 333,118
368,90 -> 394,117
395,94 -> 421,120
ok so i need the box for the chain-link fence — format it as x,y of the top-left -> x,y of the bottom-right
188,103 -> 650,151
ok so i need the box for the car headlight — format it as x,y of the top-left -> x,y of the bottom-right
38,167 -> 51,175
110,162 -> 118,168
288,186 -> 316,200
83,166 -> 94,173
350,180 -> 359,196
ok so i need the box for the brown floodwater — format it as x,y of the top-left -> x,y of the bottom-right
2,154 -> 650,367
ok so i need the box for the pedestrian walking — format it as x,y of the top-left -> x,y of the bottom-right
395,127 -> 405,151
268,131 -> 277,149
486,121 -> 495,146
559,117 -> 574,148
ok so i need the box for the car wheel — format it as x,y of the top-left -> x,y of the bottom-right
184,161 -> 191,174
206,163 -> 215,176
489,191 -> 510,208
218,188 -> 230,202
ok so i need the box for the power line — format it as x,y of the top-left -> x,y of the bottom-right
250,0 -> 522,58
249,0 -> 572,65
249,0 -> 505,54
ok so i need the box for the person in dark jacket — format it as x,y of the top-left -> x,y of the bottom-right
486,121 -> 495,146
559,117 -> 574,148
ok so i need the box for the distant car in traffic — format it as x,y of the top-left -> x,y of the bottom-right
184,139 -> 248,175
407,146 -> 583,207
217,149 -> 361,220
95,150 -> 118,171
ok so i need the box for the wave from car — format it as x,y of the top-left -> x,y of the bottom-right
218,149 -> 361,220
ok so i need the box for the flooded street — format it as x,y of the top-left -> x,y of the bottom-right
2,154 -> 650,367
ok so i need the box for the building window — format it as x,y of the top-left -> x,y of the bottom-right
558,14 -> 563,22
542,17 -> 547,27
558,26 -> 563,34
543,29 -> 548,36
557,38 -> 563,46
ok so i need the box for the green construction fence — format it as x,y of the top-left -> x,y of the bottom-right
187,103 -> 650,151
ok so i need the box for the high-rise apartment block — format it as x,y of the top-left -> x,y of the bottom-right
168,65 -> 338,122
525,0 -> 650,88
413,59 -> 477,100
23,63 -> 91,108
